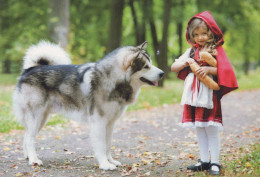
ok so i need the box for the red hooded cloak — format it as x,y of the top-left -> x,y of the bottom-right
178,11 -> 238,99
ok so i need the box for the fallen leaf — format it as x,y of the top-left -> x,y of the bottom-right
15,173 -> 22,177
144,171 -> 151,176
133,163 -> 140,167
3,147 -> 10,151
245,162 -> 251,168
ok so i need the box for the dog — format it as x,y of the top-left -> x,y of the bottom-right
12,41 -> 164,170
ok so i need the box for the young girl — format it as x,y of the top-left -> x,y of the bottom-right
171,11 -> 238,175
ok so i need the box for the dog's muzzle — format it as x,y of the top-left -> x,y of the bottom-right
159,72 -> 164,79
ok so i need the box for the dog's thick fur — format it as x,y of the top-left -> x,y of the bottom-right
13,41 -> 164,170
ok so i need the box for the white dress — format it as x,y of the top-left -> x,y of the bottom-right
175,48 -> 214,109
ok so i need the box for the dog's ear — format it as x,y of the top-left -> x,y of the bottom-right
123,52 -> 139,71
137,41 -> 148,50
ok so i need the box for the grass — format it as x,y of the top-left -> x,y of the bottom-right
223,143 -> 260,176
0,84 -> 68,133
0,73 -> 20,85
0,85 -> 23,132
236,68 -> 260,91
0,69 -> 260,133
193,143 -> 260,176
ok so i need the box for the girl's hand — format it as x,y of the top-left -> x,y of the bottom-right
195,66 -> 209,78
184,58 -> 195,67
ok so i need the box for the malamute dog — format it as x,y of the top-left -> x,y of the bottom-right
12,41 -> 164,170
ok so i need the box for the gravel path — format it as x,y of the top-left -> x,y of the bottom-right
0,89 -> 259,177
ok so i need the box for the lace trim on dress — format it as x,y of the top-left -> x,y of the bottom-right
178,121 -> 223,131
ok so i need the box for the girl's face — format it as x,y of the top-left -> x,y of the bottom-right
193,26 -> 209,46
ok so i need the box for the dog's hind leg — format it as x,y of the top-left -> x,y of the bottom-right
23,107 -> 48,166
90,116 -> 116,170
106,120 -> 121,166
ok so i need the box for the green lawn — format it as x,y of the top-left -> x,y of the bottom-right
0,69 -> 260,133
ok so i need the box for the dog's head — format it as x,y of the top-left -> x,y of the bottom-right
122,41 -> 164,86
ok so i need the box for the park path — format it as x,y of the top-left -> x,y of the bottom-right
0,89 -> 259,177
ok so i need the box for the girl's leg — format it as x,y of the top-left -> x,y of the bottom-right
205,126 -> 220,171
196,127 -> 210,163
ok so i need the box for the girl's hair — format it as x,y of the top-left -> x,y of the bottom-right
188,18 -> 217,56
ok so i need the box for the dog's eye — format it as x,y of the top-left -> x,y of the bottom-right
144,65 -> 149,69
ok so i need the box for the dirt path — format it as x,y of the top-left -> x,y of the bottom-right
0,90 -> 259,177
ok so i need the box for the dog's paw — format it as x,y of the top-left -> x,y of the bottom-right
109,159 -> 122,166
99,161 -> 117,170
24,152 -> 28,159
29,158 -> 43,166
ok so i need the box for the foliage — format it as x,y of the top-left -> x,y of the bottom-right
0,0 -> 259,73
0,0 -> 49,64
69,0 -> 110,63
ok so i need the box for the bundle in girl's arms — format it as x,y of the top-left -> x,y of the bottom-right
189,52 -> 220,90
200,52 -> 217,67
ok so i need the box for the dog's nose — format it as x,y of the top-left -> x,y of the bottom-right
159,72 -> 164,78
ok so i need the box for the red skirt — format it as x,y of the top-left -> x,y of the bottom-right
181,91 -> 223,127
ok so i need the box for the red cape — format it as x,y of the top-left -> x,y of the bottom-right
178,11 -> 238,98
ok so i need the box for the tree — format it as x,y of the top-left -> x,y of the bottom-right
106,0 -> 125,53
0,0 -> 11,73
129,0 -> 147,45
176,0 -> 185,57
148,0 -> 172,86
48,0 -> 70,49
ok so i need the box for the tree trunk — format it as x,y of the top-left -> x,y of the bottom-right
48,0 -> 70,49
129,0 -> 147,45
177,0 -> 184,57
147,0 -> 172,86
2,59 -> 11,73
157,0 -> 172,86
243,32 -> 250,74
177,22 -> 183,57
106,0 -> 125,53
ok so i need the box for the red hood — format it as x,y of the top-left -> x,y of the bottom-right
186,11 -> 224,47
178,11 -> 238,98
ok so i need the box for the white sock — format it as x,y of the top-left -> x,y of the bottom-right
205,126 -> 220,165
196,127 -> 210,163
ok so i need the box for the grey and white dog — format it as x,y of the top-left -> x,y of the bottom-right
13,41 -> 164,170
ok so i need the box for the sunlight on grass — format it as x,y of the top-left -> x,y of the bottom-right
127,79 -> 184,111
236,69 -> 260,91
0,73 -> 19,85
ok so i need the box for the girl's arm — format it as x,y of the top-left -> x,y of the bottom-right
171,58 -> 194,73
171,48 -> 193,73
195,66 -> 217,78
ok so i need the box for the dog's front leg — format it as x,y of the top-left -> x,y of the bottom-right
106,120 -> 122,166
90,118 -> 117,170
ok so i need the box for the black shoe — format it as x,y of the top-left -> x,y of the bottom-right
209,163 -> 221,175
187,159 -> 210,171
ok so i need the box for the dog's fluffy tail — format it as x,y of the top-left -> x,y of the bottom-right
23,40 -> 71,70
